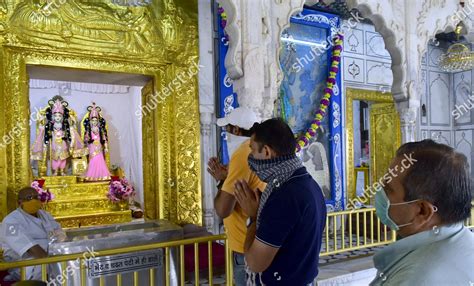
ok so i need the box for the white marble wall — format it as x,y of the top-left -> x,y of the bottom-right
342,21 -> 393,92
452,67 -> 474,176
419,43 -> 474,177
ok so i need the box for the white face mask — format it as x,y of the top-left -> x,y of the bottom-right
226,133 -> 248,158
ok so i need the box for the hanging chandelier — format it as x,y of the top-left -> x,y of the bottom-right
439,43 -> 474,72
439,22 -> 474,72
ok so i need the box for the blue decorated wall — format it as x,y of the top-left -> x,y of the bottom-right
278,9 -> 344,212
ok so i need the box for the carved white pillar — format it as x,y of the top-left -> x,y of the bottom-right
198,0 -> 219,233
199,109 -> 218,233
397,102 -> 418,143
219,0 -> 305,118
219,0 -> 265,115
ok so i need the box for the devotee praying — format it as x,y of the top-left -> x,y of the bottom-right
207,107 -> 265,286
234,118 -> 326,286
371,140 -> 474,285
1,187 -> 65,281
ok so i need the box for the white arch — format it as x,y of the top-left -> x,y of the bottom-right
219,0 -> 462,141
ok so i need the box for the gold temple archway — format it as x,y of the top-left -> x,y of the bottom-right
0,0 -> 202,225
345,88 -> 402,202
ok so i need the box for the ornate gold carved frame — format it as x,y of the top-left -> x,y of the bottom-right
0,0 -> 202,225
345,88 -> 400,201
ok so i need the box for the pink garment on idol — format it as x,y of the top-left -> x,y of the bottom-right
83,132 -> 111,180
52,159 -> 66,170
51,129 -> 69,171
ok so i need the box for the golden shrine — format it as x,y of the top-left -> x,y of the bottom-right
0,0 -> 202,227
42,177 -> 131,228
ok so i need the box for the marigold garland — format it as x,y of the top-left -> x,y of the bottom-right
296,34 -> 344,152
217,5 -> 229,44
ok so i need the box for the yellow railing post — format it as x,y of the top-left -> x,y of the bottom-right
225,241 -> 232,286
133,271 -> 139,285
149,268 -> 155,286
116,273 -> 122,286
194,243 -> 199,286
61,261 -> 67,286
341,214 -> 345,250
179,245 -> 185,286
41,264 -> 47,281
80,258 -> 86,286
333,216 -> 337,251
165,247 -> 170,286
208,241 -> 213,286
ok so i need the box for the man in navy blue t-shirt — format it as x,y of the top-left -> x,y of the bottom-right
235,118 -> 327,286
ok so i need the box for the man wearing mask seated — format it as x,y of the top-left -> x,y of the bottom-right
1,187 -> 65,281
371,140 -> 474,285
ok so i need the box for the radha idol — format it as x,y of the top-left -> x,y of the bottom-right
31,96 -> 87,176
82,103 -> 111,181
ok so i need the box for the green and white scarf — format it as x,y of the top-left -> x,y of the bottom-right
246,153 -> 303,285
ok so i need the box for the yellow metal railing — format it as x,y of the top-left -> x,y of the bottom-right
0,234 -> 232,286
320,208 -> 396,257
1,206 -> 473,285
320,205 -> 474,257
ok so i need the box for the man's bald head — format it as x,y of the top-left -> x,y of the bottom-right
18,187 -> 39,202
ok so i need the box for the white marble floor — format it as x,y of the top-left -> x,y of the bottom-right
317,254 -> 376,286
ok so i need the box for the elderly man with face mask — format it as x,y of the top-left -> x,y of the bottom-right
371,140 -> 474,285
1,187 -> 65,281
206,107 -> 265,286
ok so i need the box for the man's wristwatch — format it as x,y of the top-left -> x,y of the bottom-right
246,217 -> 254,228
217,180 -> 224,190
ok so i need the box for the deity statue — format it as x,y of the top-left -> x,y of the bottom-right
160,0 -> 183,51
31,96 -> 87,176
82,103 -> 111,181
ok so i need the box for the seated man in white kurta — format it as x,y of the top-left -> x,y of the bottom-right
1,187 -> 64,281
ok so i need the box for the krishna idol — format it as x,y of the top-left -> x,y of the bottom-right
31,96 -> 88,176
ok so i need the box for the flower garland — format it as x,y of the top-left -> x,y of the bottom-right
31,180 -> 54,203
217,5 -> 229,45
296,34 -> 344,152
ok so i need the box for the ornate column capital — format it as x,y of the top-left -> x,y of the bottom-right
218,0 -> 305,118
396,100 -> 418,144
